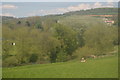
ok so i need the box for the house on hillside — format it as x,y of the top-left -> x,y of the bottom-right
104,20 -> 114,26
103,18 -> 114,26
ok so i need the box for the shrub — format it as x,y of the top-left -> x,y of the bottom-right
56,51 -> 68,62
73,46 -> 97,59
3,56 -> 18,67
29,54 -> 38,63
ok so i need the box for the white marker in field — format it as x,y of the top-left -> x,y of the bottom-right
12,43 -> 16,46
81,58 -> 86,62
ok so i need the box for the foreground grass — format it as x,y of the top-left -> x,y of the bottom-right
3,56 -> 118,78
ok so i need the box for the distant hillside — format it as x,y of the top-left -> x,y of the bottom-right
2,8 -> 118,26
63,8 -> 118,16
2,8 -> 118,21
2,16 -> 15,21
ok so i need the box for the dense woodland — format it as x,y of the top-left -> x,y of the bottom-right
2,8 -> 118,67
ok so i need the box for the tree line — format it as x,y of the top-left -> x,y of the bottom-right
2,15 -> 118,67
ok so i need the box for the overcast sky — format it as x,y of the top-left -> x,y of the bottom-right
0,1 -> 119,17
1,0 -> 119,2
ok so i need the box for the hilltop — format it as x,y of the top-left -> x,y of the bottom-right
63,8 -> 118,16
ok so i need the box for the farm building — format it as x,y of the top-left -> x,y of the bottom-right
104,20 -> 114,25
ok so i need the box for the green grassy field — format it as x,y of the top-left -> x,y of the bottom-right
3,56 -> 118,78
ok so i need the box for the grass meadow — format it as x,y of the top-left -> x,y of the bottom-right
3,56 -> 118,78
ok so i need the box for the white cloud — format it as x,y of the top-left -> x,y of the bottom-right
1,4 -> 17,9
93,2 -> 102,8
67,4 -> 91,11
0,13 -> 15,17
92,2 -> 114,8
106,0 -> 115,2
106,0 -> 118,6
